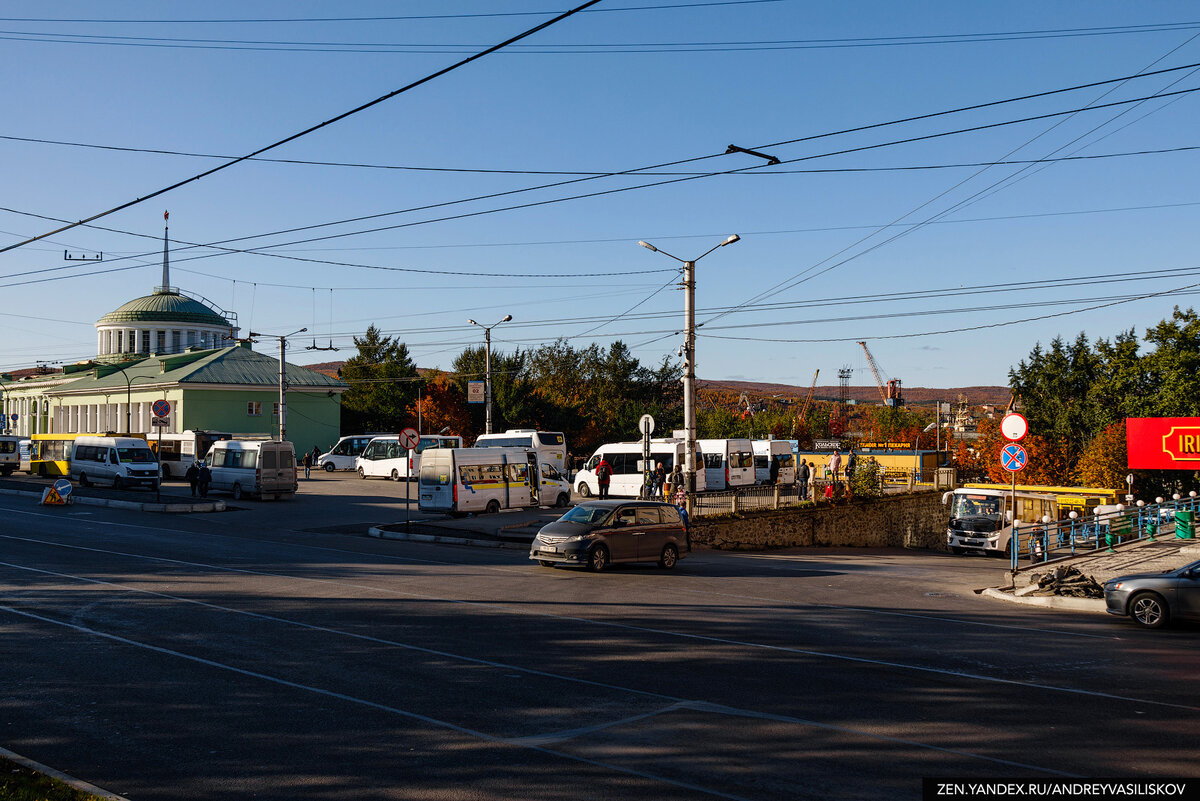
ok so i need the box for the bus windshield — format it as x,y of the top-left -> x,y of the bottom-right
118,448 -> 157,464
950,494 -> 1001,520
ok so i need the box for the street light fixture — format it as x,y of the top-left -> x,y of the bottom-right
250,328 -> 307,441
467,315 -> 512,435
637,235 -> 741,505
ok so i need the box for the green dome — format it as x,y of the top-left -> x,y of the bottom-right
97,291 -> 230,327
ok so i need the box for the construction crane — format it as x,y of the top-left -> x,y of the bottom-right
857,341 -> 902,407
798,369 -> 819,422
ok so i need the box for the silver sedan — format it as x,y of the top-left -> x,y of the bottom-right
1104,559 -> 1200,629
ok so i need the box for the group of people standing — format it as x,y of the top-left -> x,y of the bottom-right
795,447 -> 858,501
590,456 -> 683,502
184,461 -> 212,498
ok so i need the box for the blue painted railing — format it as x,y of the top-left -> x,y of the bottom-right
1010,495 -> 1199,571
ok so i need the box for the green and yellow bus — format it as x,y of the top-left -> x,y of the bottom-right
963,483 -> 1119,517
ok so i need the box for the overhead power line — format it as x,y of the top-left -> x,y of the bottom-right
0,0 -> 603,256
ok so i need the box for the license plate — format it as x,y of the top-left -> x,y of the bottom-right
966,540 -> 982,545
543,546 -> 559,553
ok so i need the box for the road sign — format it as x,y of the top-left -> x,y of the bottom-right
9,414 -> 16,422
1001,443 -> 1028,472
466,380 -> 485,404
638,414 -> 655,437
152,416 -> 169,427
152,399 -> 171,418
54,479 -> 72,499
399,427 -> 419,450
1000,412 -> 1028,442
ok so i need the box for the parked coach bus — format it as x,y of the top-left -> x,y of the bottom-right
472,429 -> 567,473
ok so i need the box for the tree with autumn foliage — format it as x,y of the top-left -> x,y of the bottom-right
1076,420 -> 1128,490
407,371 -> 474,442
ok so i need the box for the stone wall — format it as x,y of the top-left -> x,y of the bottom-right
692,491 -> 950,551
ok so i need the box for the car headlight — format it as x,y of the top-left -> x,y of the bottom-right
1107,581 -> 1123,591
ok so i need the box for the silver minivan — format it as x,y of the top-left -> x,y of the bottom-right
207,440 -> 297,500
70,436 -> 160,490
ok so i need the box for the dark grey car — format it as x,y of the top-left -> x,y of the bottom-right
1104,558 -> 1200,628
530,499 -> 690,571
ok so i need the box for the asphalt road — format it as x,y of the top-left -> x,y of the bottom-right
1,481 -> 1197,801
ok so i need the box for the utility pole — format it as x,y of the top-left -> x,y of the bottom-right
250,328 -> 306,442
638,235 -> 740,503
468,315 -> 511,435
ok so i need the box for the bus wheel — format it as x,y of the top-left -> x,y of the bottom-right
556,493 -> 570,508
324,463 -> 335,472
391,469 -> 400,481
232,483 -> 243,501
112,476 -> 124,490
577,483 -> 591,498
160,464 -> 171,478
78,472 -> 90,487
485,500 -> 500,515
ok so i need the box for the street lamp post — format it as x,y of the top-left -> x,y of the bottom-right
250,328 -> 307,441
467,315 -> 512,435
114,367 -> 160,433
637,235 -> 740,504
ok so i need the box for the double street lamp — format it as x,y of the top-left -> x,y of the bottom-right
637,235 -> 740,502
467,315 -> 511,435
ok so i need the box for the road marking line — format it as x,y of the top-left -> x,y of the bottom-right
0,602 -> 756,801
2,533 -> 1193,713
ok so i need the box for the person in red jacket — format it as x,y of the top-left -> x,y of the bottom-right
595,456 -> 612,499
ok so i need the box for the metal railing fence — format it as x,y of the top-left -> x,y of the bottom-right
1009,496 -> 1199,571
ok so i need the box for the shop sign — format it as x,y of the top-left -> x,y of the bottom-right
1126,417 -> 1200,469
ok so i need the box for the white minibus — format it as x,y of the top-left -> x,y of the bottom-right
418,447 -> 571,515
472,429 -> 567,472
0,435 -> 21,476
153,430 -> 232,478
357,434 -> 464,480
697,438 -> 755,491
317,434 -> 379,472
207,440 -> 297,500
753,440 -> 796,485
70,436 -> 160,490
576,439 -> 707,498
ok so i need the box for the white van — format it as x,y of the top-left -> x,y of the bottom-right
576,439 -> 707,498
207,440 -> 297,500
70,436 -> 160,490
753,440 -> 796,485
697,438 -> 755,491
418,447 -> 571,515
472,429 -> 567,472
0,435 -> 21,476
357,434 -> 464,480
154,430 -> 232,478
317,434 -> 379,472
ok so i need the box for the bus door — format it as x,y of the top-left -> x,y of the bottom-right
527,452 -> 540,505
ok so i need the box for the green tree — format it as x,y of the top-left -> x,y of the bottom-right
339,325 -> 418,433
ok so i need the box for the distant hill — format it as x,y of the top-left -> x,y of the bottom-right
300,361 -> 1010,407
699,379 -> 1011,408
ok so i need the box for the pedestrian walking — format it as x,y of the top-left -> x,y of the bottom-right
595,456 -> 612,499
566,452 -> 574,483
303,450 -> 312,479
653,462 -> 666,499
797,459 -> 810,501
829,449 -> 842,481
185,461 -> 200,498
197,461 -> 212,498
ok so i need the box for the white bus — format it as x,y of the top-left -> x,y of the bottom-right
356,434 -> 464,480
70,436 -> 160,490
153,430 -> 233,478
418,447 -> 571,515
576,439 -> 707,498
0,435 -> 20,476
753,440 -> 796,485
472,429 -> 566,472
316,434 -> 381,472
697,438 -> 755,491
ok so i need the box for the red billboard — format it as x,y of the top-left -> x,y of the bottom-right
1126,417 -> 1200,469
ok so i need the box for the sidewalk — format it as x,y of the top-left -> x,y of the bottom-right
983,537 -> 1200,612
0,475 -> 225,513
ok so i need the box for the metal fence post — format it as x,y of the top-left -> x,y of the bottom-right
773,483 -> 780,510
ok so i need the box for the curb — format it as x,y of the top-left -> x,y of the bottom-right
367,526 -> 528,550
0,487 -> 225,513
981,587 -> 1105,613
0,745 -> 130,801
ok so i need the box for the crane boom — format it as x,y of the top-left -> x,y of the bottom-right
798,369 -> 819,422
858,341 -> 889,405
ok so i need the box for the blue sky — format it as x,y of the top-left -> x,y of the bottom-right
2,0 -> 1199,390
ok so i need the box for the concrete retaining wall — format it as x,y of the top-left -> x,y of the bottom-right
693,491 -> 949,551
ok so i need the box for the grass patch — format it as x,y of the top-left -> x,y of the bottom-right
0,756 -> 110,801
